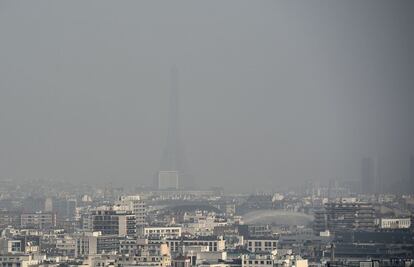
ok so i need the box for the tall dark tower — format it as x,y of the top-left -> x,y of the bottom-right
373,157 -> 383,194
361,157 -> 382,194
361,157 -> 375,194
157,66 -> 187,190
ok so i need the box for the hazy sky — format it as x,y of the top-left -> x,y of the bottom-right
0,1 -> 413,192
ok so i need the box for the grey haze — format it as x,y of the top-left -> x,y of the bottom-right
0,1 -> 413,192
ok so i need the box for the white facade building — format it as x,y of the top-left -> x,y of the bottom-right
377,218 -> 411,229
144,226 -> 181,238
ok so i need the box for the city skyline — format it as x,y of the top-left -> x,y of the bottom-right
0,1 -> 413,266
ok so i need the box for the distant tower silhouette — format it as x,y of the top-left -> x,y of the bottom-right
162,66 -> 180,172
361,157 -> 375,194
374,156 -> 383,194
410,154 -> 414,194
361,157 -> 381,194
157,66 -> 190,190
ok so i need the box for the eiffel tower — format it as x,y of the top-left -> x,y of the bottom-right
156,66 -> 191,190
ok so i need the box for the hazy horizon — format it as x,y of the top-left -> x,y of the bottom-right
0,1 -> 413,192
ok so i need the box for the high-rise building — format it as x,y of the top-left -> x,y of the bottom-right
361,157 -> 374,194
90,209 -> 136,236
20,212 -> 57,229
52,197 -> 77,223
374,157 -> 384,193
22,197 -> 45,213
410,154 -> 414,194
361,157 -> 381,194
133,199 -> 147,227
313,201 -> 375,234
114,195 -> 147,228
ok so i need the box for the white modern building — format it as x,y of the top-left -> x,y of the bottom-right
376,218 -> 411,229
144,226 -> 182,238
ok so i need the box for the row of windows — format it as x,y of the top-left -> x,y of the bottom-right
1,263 -> 20,267
381,220 -> 410,225
117,257 -> 160,262
244,260 -> 272,265
146,229 -> 180,233
168,242 -> 218,252
0,262 -> 22,267
248,241 -> 277,247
